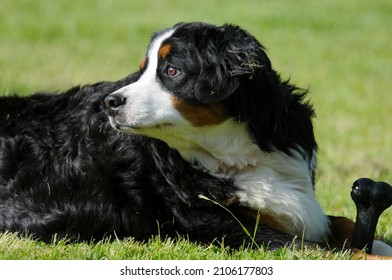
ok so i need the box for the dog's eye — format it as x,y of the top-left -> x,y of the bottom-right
167,66 -> 181,77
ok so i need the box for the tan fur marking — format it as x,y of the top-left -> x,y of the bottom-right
139,57 -> 146,70
158,43 -> 172,58
259,214 -> 286,233
171,96 -> 228,127
329,216 -> 355,249
238,208 -> 286,235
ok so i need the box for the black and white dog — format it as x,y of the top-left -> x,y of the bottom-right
0,22 -> 391,255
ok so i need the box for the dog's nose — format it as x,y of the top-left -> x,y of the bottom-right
104,93 -> 126,117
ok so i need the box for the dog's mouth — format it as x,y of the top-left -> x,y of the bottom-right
109,117 -> 174,132
126,123 -> 174,130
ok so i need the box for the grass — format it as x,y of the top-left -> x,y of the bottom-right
1,233 -> 353,260
0,0 -> 391,259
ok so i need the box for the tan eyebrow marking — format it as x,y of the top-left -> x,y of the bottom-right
158,43 -> 172,58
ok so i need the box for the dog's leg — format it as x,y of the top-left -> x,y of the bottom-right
328,216 -> 355,249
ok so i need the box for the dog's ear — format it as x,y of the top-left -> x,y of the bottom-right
195,24 -> 271,103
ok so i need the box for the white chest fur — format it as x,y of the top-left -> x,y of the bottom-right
176,120 -> 329,242
233,149 -> 329,241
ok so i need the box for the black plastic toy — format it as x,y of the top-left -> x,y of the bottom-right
351,178 -> 392,253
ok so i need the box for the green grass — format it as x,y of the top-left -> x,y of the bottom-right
1,233 -> 353,260
0,0 -> 391,259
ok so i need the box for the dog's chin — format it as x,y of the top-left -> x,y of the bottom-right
108,117 -> 174,133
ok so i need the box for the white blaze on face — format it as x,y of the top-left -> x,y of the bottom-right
110,28 -> 186,130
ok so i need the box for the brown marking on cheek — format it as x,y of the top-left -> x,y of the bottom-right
139,57 -> 146,71
158,43 -> 172,58
171,96 -> 229,127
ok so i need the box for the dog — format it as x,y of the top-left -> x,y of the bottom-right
1,22 -> 391,257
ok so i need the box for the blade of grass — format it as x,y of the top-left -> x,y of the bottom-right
198,194 -> 261,250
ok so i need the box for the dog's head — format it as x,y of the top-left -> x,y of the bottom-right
104,22 -> 314,168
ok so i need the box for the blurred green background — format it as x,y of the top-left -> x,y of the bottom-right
0,0 -> 391,249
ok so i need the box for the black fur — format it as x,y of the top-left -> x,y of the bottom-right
0,22 -> 321,249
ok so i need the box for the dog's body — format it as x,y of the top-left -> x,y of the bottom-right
1,22 -> 391,255
0,74 -> 309,248
0,74 -> 304,248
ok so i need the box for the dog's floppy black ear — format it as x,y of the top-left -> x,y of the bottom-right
194,24 -> 271,103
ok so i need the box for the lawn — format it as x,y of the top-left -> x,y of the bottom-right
0,0 -> 391,259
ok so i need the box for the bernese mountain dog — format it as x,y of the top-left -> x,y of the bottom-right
0,22 -> 391,256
